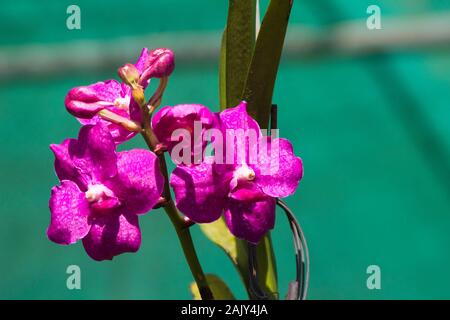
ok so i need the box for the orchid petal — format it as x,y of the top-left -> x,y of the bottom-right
106,149 -> 164,215
82,211 -> 141,261
255,138 -> 303,198
170,157 -> 229,223
50,139 -> 89,189
72,123 -> 117,182
218,101 -> 261,165
223,197 -> 276,244
47,180 -> 90,245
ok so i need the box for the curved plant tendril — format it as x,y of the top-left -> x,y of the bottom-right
277,198 -> 310,300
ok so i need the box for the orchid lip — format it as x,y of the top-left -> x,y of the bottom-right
234,164 -> 256,181
85,184 -> 114,203
113,97 -> 130,110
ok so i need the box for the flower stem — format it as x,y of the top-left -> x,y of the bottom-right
142,134 -> 213,300
164,199 -> 214,300
139,79 -> 213,300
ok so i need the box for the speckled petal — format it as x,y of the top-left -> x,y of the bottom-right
218,101 -> 261,136
78,114 -> 137,145
72,123 -> 117,182
170,157 -> 228,223
223,197 -> 276,244
106,149 -> 164,215
47,180 -> 91,245
255,138 -> 303,198
50,139 -> 88,189
82,211 -> 141,261
229,179 -> 267,202
103,120 -> 138,144
218,101 -> 262,165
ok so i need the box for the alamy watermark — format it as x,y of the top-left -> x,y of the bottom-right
66,265 -> 81,290
366,5 -> 382,30
366,265 -> 381,290
66,5 -> 81,30
168,122 -> 281,174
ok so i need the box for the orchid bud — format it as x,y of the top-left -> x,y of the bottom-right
139,48 -> 175,86
118,63 -> 140,89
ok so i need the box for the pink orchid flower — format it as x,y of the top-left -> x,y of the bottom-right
169,102 -> 303,243
48,123 -> 164,260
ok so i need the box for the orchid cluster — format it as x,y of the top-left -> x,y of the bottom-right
49,48 -> 173,261
48,46 -> 303,298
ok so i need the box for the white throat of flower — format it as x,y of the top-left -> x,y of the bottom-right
114,97 -> 130,110
233,164 -> 256,182
85,184 -> 114,203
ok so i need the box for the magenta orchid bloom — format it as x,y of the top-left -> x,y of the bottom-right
65,48 -> 174,143
152,104 -> 218,165
48,123 -> 164,260
170,102 -> 303,243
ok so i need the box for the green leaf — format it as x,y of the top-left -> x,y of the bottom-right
223,0 -> 257,109
243,0 -> 293,129
256,234 -> 278,299
199,217 -> 249,281
190,274 -> 235,300
200,218 -> 278,299
219,28 -> 227,110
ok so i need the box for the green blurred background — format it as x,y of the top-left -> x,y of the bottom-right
1,0 -> 450,299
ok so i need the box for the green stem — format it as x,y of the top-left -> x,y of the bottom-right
164,200 -> 213,300
139,83 -> 213,300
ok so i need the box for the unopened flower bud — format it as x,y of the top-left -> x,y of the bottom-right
139,48 -> 175,86
118,63 -> 140,88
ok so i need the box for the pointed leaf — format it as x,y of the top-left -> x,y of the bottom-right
224,0 -> 257,109
243,0 -> 293,129
219,28 -> 228,110
256,234 -> 278,299
200,217 -> 249,280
